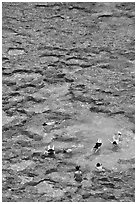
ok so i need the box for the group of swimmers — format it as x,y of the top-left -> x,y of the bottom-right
74,131 -> 122,182
44,131 -> 122,182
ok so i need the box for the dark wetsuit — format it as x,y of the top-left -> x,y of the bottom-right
48,149 -> 55,156
93,142 -> 102,149
113,141 -> 117,145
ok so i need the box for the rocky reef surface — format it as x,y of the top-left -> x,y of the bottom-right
2,2 -> 135,202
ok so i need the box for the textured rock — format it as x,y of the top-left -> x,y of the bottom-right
2,111 -> 15,126
36,181 -> 64,198
8,48 -> 25,56
10,160 -> 35,171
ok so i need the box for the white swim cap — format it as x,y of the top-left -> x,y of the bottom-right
48,145 -> 54,150
97,139 -> 102,143
118,131 -> 121,135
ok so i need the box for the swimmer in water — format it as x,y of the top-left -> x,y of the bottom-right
108,132 -> 121,147
74,166 -> 82,182
95,163 -> 105,172
44,145 -> 55,156
63,148 -> 72,153
117,131 -> 122,141
92,139 -> 103,153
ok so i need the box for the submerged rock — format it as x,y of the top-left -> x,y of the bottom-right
36,181 -> 64,198
10,160 -> 35,172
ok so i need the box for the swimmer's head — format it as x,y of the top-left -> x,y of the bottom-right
97,139 -> 102,143
75,165 -> 80,171
96,163 -> 102,167
118,131 -> 122,136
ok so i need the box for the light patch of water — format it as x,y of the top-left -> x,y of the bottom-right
10,160 -> 35,171
61,111 -> 134,171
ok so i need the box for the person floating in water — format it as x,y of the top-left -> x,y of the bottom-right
95,163 -> 105,172
74,166 -> 82,182
117,131 -> 122,140
118,131 -> 121,136
109,136 -> 119,146
108,131 -> 122,150
44,145 -> 55,156
63,148 -> 72,154
92,139 -> 103,153
108,131 -> 122,147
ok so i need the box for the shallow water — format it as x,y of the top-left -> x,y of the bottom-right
2,2 -> 135,202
